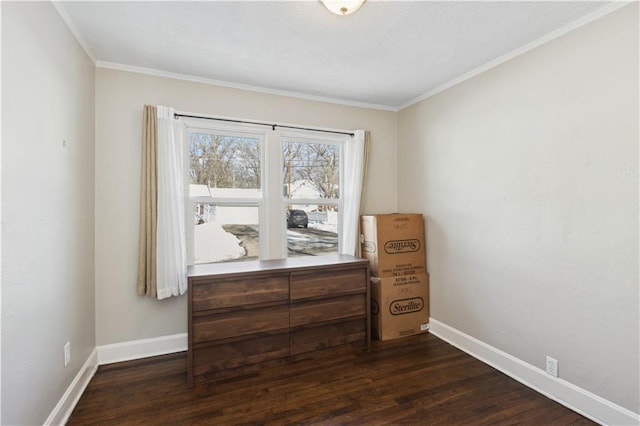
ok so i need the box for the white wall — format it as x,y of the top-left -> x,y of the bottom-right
95,68 -> 398,345
6,2 -> 634,422
1,2 -> 96,424
398,4 -> 638,414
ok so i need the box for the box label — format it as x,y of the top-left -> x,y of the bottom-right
370,272 -> 430,341
360,214 -> 426,278
383,239 -> 421,254
389,297 -> 425,315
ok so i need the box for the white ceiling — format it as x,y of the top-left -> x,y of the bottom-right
57,1 -> 613,110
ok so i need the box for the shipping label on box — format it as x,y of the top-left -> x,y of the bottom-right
361,214 -> 426,277
371,273 -> 429,341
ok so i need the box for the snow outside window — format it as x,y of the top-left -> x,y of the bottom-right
184,120 -> 346,265
283,138 -> 342,258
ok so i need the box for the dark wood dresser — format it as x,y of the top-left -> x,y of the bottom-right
187,254 -> 370,386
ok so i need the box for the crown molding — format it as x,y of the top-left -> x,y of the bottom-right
96,61 -> 399,112
53,0 -> 631,113
398,1 -> 634,110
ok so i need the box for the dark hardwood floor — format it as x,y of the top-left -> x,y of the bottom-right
68,333 -> 594,425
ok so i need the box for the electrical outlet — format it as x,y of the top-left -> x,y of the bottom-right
64,342 -> 71,367
546,356 -> 558,377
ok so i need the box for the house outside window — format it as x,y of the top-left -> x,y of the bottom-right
185,120 -> 345,265
283,138 -> 341,258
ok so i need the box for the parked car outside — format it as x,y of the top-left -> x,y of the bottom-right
286,209 -> 308,228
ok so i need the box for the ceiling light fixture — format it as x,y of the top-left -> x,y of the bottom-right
320,0 -> 366,16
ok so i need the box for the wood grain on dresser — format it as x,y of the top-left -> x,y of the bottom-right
187,254 -> 370,386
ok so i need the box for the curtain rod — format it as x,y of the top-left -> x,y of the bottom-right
174,113 -> 355,137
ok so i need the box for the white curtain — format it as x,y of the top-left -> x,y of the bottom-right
341,129 -> 366,256
156,106 -> 187,299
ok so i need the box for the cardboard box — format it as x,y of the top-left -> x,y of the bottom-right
361,214 -> 426,277
370,273 -> 429,341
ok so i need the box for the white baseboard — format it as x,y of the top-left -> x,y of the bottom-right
48,327 -> 639,426
44,348 -> 99,426
429,318 -> 640,426
97,332 -> 187,365
45,334 -> 187,424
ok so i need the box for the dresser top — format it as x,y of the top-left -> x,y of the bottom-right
187,254 -> 369,278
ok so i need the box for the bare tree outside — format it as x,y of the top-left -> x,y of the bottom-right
189,134 -> 338,195
283,141 -> 339,207
189,132 -> 260,189
189,131 -> 341,263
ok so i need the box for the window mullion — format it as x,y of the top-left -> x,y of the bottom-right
186,120 -> 347,264
263,129 -> 287,259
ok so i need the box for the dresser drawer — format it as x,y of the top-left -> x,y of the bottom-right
192,274 -> 289,311
193,305 -> 289,343
290,318 -> 366,355
290,293 -> 366,328
290,267 -> 366,300
187,255 -> 371,386
193,333 -> 290,378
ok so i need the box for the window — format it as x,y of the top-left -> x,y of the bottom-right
187,126 -> 263,264
283,138 -> 341,258
185,120 -> 346,265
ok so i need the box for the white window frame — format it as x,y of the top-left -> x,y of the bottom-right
280,131 -> 345,256
183,118 -> 348,265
